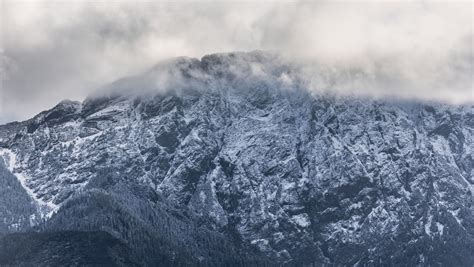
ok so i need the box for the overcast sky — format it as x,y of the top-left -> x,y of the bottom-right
0,0 -> 472,123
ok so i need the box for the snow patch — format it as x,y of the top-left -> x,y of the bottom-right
281,180 -> 295,191
292,213 -> 311,228
424,214 -> 433,236
199,191 -> 207,203
430,136 -> 451,157
0,148 -> 17,170
331,136 -> 344,153
436,222 -> 444,235
250,238 -> 271,252
87,100 -> 130,119
449,208 -> 463,226
62,120 -> 80,129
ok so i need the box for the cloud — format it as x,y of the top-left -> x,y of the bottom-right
257,2 -> 473,102
0,0 -> 472,123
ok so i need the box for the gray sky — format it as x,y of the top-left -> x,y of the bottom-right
1,0 -> 473,123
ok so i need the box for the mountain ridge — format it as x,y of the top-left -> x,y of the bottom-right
0,51 -> 472,265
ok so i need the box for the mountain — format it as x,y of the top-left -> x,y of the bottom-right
0,51 -> 472,266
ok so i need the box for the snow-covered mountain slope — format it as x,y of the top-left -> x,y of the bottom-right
0,51 -> 472,265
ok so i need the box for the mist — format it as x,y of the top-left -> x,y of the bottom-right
1,0 -> 472,123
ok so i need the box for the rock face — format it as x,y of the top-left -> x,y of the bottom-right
0,51 -> 472,265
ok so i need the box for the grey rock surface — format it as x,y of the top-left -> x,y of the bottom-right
0,51 -> 472,265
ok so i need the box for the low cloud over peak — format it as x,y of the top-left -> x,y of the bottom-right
1,0 -> 472,123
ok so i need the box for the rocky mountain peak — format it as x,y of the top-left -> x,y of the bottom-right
0,51 -> 472,265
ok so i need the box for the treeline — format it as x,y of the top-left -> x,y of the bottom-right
0,230 -> 137,266
0,160 -> 39,233
35,171 -> 272,266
